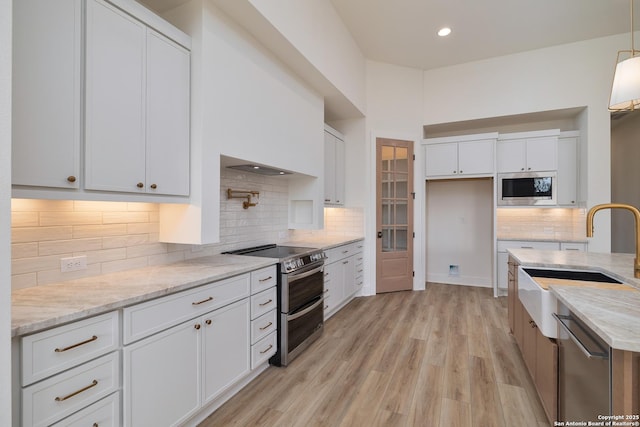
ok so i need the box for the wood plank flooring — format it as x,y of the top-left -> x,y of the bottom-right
198,283 -> 551,427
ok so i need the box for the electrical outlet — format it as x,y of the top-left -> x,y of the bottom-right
60,255 -> 87,273
448,264 -> 459,276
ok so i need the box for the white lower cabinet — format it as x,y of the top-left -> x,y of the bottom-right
323,240 -> 364,319
123,317 -> 201,426
51,392 -> 120,427
18,311 -> 121,427
123,298 -> 250,426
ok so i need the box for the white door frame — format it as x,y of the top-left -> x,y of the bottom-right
365,129 -> 424,295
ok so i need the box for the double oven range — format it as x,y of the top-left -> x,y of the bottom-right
226,244 -> 326,366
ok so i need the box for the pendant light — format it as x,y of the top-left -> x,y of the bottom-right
609,0 -> 640,111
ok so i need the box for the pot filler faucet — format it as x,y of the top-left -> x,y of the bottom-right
586,203 -> 640,278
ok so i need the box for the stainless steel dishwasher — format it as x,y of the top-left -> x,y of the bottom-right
554,304 -> 611,422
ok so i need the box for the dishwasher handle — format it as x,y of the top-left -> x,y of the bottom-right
553,313 -> 608,360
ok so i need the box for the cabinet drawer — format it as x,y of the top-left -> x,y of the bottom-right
22,311 -> 119,386
325,241 -> 362,263
51,391 -> 120,427
251,332 -> 276,369
560,242 -> 587,251
250,265 -> 277,294
250,287 -> 277,320
123,273 -> 250,344
497,240 -> 560,252
22,352 -> 120,427
251,309 -> 277,344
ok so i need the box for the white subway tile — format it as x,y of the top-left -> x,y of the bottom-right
12,273 -> 37,290
12,226 -> 73,243
40,211 -> 102,226
11,211 -> 39,227
126,242 -> 168,258
38,238 -> 103,256
73,224 -> 128,239
12,254 -> 71,275
102,211 -> 149,224
12,242 -> 38,259
101,257 -> 148,274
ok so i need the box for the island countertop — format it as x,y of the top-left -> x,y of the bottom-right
11,254 -> 278,338
508,249 -> 640,352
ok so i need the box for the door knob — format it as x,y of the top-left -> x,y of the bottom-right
377,231 -> 383,238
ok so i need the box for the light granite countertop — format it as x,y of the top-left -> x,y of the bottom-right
11,254 -> 278,338
508,249 -> 640,352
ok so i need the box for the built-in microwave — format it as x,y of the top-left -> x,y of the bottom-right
498,171 -> 557,206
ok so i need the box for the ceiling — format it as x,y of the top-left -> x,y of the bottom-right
142,0 -> 635,71
330,0 -> 634,70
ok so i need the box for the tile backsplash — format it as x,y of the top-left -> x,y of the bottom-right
496,208 -> 586,241
11,169 -> 365,290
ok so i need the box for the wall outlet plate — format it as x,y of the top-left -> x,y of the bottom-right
60,255 -> 87,273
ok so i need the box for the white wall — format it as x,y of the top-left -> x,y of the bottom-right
160,0 -> 325,243
426,179 -> 494,287
611,113 -> 640,253
248,0 -> 366,115
0,0 -> 11,422
422,35 -> 626,252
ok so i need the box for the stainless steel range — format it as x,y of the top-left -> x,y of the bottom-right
225,244 -> 326,366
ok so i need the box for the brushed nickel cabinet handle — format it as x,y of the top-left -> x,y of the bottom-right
342,250 -> 349,254
55,380 -> 98,401
93,424 -> 98,427
67,176 -> 76,183
259,322 -> 273,331
136,182 -> 144,188
205,319 -> 212,325
55,335 -> 98,353
258,276 -> 273,282
259,299 -> 273,307
150,184 -> 157,189
194,324 -> 201,330
342,261 -> 349,265
260,344 -> 273,354
192,297 -> 213,306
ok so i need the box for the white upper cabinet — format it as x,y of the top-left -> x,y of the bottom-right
85,0 -> 146,193
324,126 -> 345,205
12,0 -> 191,201
424,134 -> 495,179
85,0 -> 190,196
12,0 -> 81,189
497,134 -> 558,173
557,132 -> 579,206
145,31 -> 190,196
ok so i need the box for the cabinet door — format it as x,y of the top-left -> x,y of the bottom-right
146,30 -> 190,196
425,143 -> 458,177
458,140 -> 494,175
12,0 -> 81,189
334,137 -> 345,204
535,331 -> 558,422
123,321 -> 200,427
324,131 -> 337,204
497,139 -> 526,173
557,136 -> 577,205
85,0 -> 146,193
526,136 -> 557,171
202,299 -> 250,404
342,255 -> 358,297
523,315 -> 538,378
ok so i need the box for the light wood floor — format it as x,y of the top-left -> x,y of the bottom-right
198,283 -> 551,427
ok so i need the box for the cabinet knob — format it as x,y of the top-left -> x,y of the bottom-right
136,182 -> 144,188
150,184 -> 157,189
459,170 -> 463,174
205,319 -> 212,325
67,176 -> 76,183
453,170 -> 457,174
527,167 -> 531,170
194,324 -> 201,330
521,168 -> 525,171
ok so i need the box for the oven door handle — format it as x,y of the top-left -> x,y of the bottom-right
553,313 -> 608,360
288,296 -> 324,321
288,265 -> 324,283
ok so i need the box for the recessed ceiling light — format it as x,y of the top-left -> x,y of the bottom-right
438,27 -> 452,37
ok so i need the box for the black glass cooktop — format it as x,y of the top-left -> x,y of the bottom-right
225,244 -> 315,259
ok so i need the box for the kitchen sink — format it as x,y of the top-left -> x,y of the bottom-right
522,268 -> 621,284
517,267 -> 623,339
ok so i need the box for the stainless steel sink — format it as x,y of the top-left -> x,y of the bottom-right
522,268 -> 621,284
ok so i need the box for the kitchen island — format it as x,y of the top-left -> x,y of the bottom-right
508,248 -> 640,420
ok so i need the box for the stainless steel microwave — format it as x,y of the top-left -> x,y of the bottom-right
498,172 -> 557,206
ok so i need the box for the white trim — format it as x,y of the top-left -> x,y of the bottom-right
422,131 -> 499,145
497,128 -> 560,140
